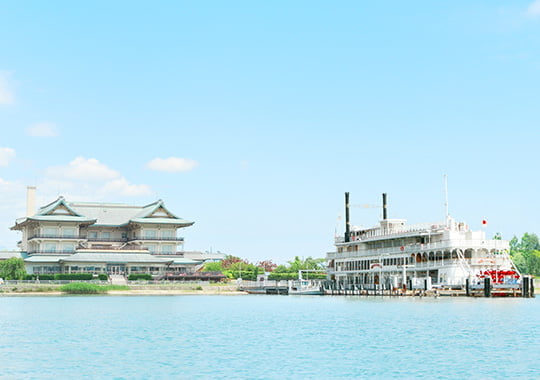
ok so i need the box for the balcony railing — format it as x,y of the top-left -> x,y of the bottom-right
86,237 -> 128,242
27,250 -> 75,255
28,234 -> 85,240
128,237 -> 184,242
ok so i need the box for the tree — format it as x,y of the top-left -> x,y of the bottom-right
520,233 -> 540,252
0,257 -> 27,280
221,255 -> 244,268
509,233 -> 540,276
257,260 -> 277,272
201,261 -> 223,272
287,256 -> 326,272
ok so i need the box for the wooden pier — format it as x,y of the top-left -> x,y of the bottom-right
322,276 -> 536,298
239,277 -> 536,298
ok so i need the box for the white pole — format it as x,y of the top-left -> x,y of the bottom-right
444,174 -> 449,223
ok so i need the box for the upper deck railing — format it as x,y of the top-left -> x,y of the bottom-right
327,239 -> 509,260
335,221 -> 449,244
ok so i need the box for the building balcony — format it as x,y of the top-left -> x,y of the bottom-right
149,251 -> 187,256
86,237 -> 128,242
28,234 -> 85,240
128,237 -> 184,242
27,250 -> 75,255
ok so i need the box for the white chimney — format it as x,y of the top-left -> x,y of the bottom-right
26,186 -> 36,217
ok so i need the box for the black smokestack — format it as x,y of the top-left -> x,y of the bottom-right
382,193 -> 387,220
345,192 -> 350,242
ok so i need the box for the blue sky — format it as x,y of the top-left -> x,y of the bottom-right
1,1 -> 540,263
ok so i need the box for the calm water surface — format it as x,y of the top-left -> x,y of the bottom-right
0,295 -> 538,379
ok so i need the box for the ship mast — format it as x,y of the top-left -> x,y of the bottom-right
444,174 -> 449,225
344,192 -> 350,243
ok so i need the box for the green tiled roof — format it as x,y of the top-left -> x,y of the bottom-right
38,196 -> 82,216
62,251 -> 173,264
25,251 -> 174,264
129,217 -> 193,226
24,255 -> 63,263
69,202 -> 144,226
68,199 -> 193,227
13,197 -> 194,230
170,258 -> 204,265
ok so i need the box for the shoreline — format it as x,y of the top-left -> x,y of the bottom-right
0,283 -> 248,296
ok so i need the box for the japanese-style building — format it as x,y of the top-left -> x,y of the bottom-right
10,189 -> 223,276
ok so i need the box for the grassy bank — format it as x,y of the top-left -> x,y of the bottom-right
59,283 -> 130,294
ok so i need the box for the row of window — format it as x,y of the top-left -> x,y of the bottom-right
32,228 -> 177,239
35,243 -> 76,252
337,257 -> 411,271
143,245 -> 175,254
88,230 -> 177,239
31,243 -> 176,254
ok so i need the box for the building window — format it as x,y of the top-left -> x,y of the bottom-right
162,245 -> 173,254
88,231 -> 98,239
146,245 -> 156,253
145,230 -> 157,239
62,243 -> 75,252
44,243 -> 57,252
63,228 -> 75,237
161,230 -> 173,239
102,232 -> 111,239
44,227 -> 58,236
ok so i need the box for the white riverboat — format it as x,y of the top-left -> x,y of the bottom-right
326,193 -> 521,291
289,271 -> 325,295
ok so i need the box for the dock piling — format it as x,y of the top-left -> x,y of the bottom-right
484,277 -> 491,297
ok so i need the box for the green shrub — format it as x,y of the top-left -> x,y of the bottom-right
97,274 -> 108,281
24,274 -> 55,280
55,273 -> 94,280
267,272 -> 327,281
128,273 -> 152,281
60,283 -> 104,294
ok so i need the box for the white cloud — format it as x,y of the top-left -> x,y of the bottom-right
146,157 -> 198,172
0,72 -> 14,105
0,178 -> 26,249
26,122 -> 59,137
0,147 -> 15,167
46,157 -> 120,181
527,0 -> 540,17
100,178 -> 152,197
44,156 -> 152,198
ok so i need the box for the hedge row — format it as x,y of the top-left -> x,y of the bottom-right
268,272 -> 327,281
24,273 -> 109,281
128,273 -> 153,281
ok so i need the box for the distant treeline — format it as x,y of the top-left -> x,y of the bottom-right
508,233 -> 540,276
201,255 -> 326,280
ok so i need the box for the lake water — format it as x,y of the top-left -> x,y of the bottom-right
0,295 -> 538,379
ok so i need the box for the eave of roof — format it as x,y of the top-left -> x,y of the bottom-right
60,251 -> 173,264
11,216 -> 96,230
129,218 -> 194,226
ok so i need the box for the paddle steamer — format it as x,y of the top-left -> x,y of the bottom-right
326,193 -> 520,291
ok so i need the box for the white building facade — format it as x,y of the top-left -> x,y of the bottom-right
11,195 -> 222,276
